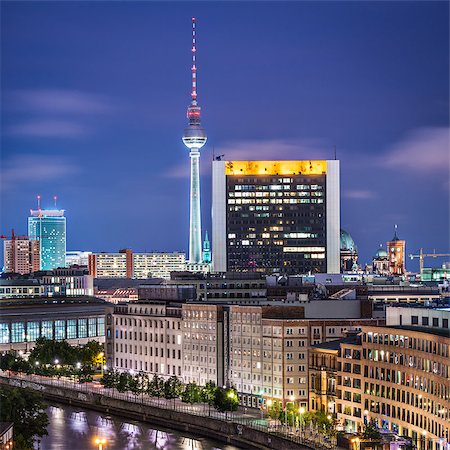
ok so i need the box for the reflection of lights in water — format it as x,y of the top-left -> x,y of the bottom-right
121,422 -> 142,448
149,429 -> 171,449
97,416 -> 114,428
181,437 -> 203,449
70,411 -> 88,433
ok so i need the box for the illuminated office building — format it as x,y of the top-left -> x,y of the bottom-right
212,160 -> 340,274
3,233 -> 40,274
28,208 -> 66,270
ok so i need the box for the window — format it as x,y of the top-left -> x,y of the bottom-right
11,322 -> 25,343
55,320 -> 65,340
98,317 -> 105,336
78,319 -> 87,338
422,317 -> 429,326
432,318 -> 439,327
88,318 -> 97,337
42,320 -> 53,339
0,324 -> 9,343
411,316 -> 418,325
27,322 -> 40,341
67,320 -> 77,339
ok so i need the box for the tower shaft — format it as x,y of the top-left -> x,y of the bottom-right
189,150 -> 202,263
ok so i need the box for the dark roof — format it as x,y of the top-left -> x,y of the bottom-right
0,422 -> 13,435
94,278 -> 163,289
310,334 -> 361,351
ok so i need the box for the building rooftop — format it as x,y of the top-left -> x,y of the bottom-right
310,334 -> 361,351
367,324 -> 450,338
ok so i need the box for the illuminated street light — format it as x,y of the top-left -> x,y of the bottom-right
76,362 -> 81,369
54,359 -> 59,365
95,437 -> 107,450
35,361 -> 39,366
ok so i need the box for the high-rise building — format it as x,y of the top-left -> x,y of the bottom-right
3,231 -> 40,274
212,160 -> 340,274
28,206 -> 66,270
182,18 -> 207,264
387,225 -> 405,275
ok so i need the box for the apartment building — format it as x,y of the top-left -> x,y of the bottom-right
181,303 -> 225,387
106,301 -> 183,377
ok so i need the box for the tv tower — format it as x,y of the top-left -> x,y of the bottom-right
182,17 -> 207,264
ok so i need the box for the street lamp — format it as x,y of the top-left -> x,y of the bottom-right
299,406 -> 305,432
54,359 -> 59,365
95,437 -> 107,450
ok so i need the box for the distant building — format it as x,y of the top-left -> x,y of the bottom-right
340,229 -> 358,272
372,244 -> 389,275
212,160 -> 340,274
3,232 -> 40,274
387,226 -> 405,275
28,208 -> 66,270
202,231 -> 211,264
66,250 -> 92,267
0,296 -> 107,353
0,268 -> 93,298
88,250 -> 186,279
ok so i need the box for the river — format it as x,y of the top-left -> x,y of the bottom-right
35,402 -> 243,450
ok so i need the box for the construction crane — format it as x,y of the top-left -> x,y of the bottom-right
409,248 -> 450,275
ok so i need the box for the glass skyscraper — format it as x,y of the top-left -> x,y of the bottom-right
28,209 -> 66,270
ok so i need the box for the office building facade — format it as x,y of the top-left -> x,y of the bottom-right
88,250 -> 186,279
3,235 -> 40,274
212,160 -> 340,274
28,209 -> 66,270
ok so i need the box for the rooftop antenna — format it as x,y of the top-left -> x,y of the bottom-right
37,195 -> 41,210
334,145 -> 337,160
54,195 -> 57,208
191,17 -> 197,105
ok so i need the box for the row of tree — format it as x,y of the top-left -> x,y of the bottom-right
0,338 -> 105,382
101,370 -> 239,414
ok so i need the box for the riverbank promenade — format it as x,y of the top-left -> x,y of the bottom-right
0,370 -> 337,450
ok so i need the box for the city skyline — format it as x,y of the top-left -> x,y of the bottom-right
1,2 -> 449,269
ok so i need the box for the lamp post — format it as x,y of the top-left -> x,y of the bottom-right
299,406 -> 305,434
289,395 -> 295,431
95,437 -> 107,450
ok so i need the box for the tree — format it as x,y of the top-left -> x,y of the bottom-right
0,386 -> 49,450
147,374 -> 164,397
200,381 -> 217,406
181,382 -> 201,404
80,340 -> 104,366
29,337 -> 79,366
213,387 -> 239,415
164,376 -> 183,400
361,420 -> 381,441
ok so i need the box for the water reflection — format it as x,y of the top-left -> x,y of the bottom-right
36,403 -> 241,450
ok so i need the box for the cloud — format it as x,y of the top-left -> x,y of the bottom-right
8,119 -> 89,138
343,189 -> 377,200
163,138 -> 333,178
7,89 -> 111,115
381,127 -> 449,173
1,154 -> 80,191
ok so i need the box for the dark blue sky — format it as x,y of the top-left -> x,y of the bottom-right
1,1 -> 449,269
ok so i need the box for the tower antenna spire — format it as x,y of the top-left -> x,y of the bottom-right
54,195 -> 57,208
191,17 -> 197,105
37,195 -> 41,211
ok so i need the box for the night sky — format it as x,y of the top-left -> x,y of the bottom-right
1,2 -> 449,270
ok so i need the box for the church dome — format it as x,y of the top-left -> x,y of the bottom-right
374,245 -> 388,259
340,229 -> 358,253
